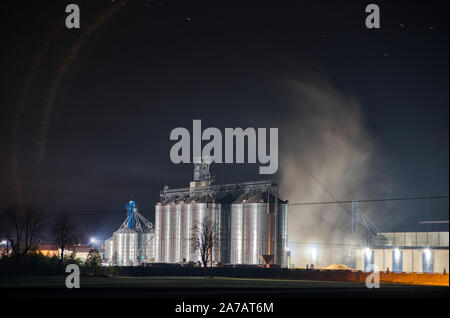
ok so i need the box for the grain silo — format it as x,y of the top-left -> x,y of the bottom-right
154,162 -> 289,267
104,237 -> 114,263
230,192 -> 288,267
113,226 -> 138,266
105,201 -> 155,266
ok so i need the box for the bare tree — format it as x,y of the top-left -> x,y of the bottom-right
2,204 -> 44,256
191,215 -> 220,269
51,214 -> 80,262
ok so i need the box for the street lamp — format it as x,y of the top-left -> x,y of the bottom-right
90,237 -> 96,249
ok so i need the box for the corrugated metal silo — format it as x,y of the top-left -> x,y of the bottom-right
190,201 -> 207,262
105,237 -> 114,263
209,202 -> 222,262
113,227 -> 138,266
154,204 -> 163,262
166,203 -> 180,263
243,202 -> 269,264
276,203 -> 288,267
138,227 -> 155,262
173,202 -> 182,262
230,203 -> 244,264
230,191 -> 288,266
181,202 -> 192,262
163,204 -> 171,263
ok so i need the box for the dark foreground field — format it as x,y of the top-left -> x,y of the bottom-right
0,275 -> 447,298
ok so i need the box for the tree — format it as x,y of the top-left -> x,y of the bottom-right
51,214 -> 80,262
2,204 -> 44,256
191,215 -> 220,269
85,249 -> 102,275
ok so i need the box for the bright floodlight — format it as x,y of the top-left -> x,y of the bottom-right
424,248 -> 431,260
365,248 -> 372,259
311,248 -> 317,261
90,237 -> 96,243
0,240 -> 6,245
394,248 -> 401,261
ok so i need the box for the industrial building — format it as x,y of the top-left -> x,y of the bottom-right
104,163 -> 448,274
154,161 -> 288,266
355,231 -> 449,274
105,162 -> 288,267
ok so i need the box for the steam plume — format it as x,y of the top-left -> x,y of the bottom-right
279,76 -> 377,265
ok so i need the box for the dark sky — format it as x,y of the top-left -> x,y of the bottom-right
0,0 -> 448,241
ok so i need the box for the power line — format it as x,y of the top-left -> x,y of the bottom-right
39,195 -> 448,217
288,195 -> 449,206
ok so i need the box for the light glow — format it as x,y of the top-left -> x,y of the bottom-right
365,248 -> 372,259
311,248 -> 317,261
394,248 -> 401,262
424,248 -> 431,260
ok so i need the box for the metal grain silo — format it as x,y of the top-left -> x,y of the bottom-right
230,203 -> 244,264
181,202 -> 192,262
163,203 -> 171,263
138,227 -> 155,262
229,191 -> 288,266
243,202 -> 270,264
104,237 -> 114,263
113,227 -> 138,266
190,201 -> 207,262
218,203 -> 231,264
276,203 -> 288,267
166,203 -> 181,263
154,204 -> 163,262
209,202 -> 222,262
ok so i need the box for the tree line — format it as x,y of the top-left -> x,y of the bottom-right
0,204 -> 84,262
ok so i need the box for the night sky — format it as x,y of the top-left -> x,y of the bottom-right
0,0 -> 448,241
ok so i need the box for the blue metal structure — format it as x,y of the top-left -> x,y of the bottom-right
127,201 -> 135,229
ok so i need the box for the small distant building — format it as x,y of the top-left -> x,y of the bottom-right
355,231 -> 449,273
35,244 -> 60,257
35,244 -> 104,262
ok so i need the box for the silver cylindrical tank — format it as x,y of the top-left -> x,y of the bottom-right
138,227 -> 155,262
219,205 -> 231,264
243,203 -> 269,264
230,203 -> 244,264
163,204 -> 171,263
154,204 -> 163,262
180,203 -> 192,262
167,203 -> 178,263
104,237 -> 114,263
190,202 -> 207,262
173,203 -> 182,262
113,227 -> 138,266
209,203 -> 221,263
276,203 -> 288,267
230,201 -> 288,266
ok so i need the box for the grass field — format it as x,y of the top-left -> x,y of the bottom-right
1,275 -> 375,288
0,275 -> 448,298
